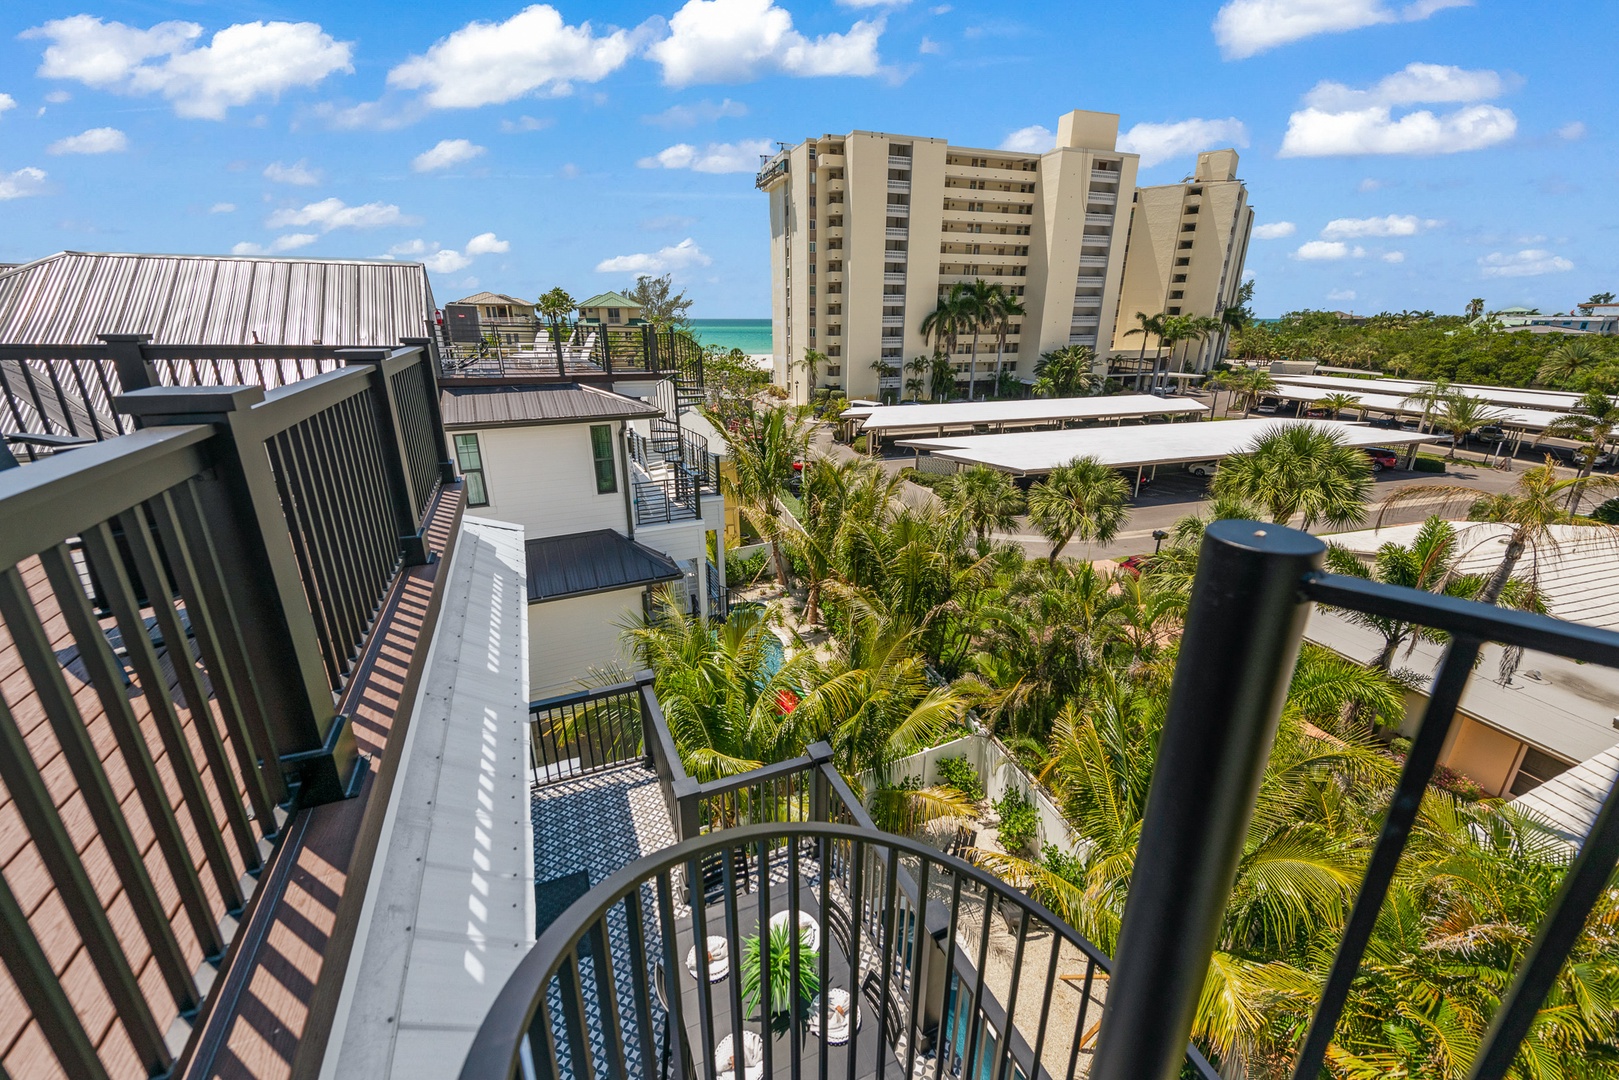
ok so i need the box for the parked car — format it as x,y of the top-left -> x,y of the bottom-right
1475,424 -> 1508,442
1118,554 -> 1150,577
1303,407 -> 1329,419
1255,397 -> 1281,414
1184,460 -> 1219,478
1361,446 -> 1399,472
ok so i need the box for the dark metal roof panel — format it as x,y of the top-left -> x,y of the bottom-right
525,529 -> 682,602
440,383 -> 662,428
0,251 -> 438,346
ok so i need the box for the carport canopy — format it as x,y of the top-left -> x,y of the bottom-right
843,393 -> 1206,434
896,417 -> 1429,476
1262,384 -> 1568,431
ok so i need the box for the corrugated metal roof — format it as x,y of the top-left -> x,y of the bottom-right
440,383 -> 661,428
1511,743 -> 1619,849
1321,522 -> 1619,632
577,291 -> 639,309
525,529 -> 681,602
0,251 -> 438,346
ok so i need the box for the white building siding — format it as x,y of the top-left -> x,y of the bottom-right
529,589 -> 644,698
458,423 -> 629,541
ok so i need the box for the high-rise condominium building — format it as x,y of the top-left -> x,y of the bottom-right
1110,149 -> 1255,386
757,110 -> 1133,403
756,110 -> 1253,403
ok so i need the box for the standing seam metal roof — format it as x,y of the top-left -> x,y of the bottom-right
0,251 -> 438,346
439,384 -> 663,428
525,529 -> 683,602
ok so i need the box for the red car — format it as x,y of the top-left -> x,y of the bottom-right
1361,446 -> 1399,472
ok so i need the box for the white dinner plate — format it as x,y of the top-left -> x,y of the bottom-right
686,936 -> 730,981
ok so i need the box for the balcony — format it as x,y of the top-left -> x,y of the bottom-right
1089,167 -> 1119,185
826,178 -> 846,194
882,314 -> 906,327
886,179 -> 911,193
1079,253 -> 1109,268
1087,190 -> 1117,205
886,204 -> 909,218
887,155 -> 913,169
885,249 -> 909,263
884,272 -> 908,284
1084,213 -> 1114,227
885,227 -> 909,239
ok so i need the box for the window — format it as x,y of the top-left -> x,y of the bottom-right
589,425 -> 617,495
608,308 -> 621,323
454,434 -> 489,507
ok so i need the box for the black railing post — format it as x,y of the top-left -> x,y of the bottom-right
98,333 -> 158,395
807,741 -> 832,822
401,337 -> 458,484
1090,520 -> 1324,1080
340,348 -> 431,565
115,385 -> 360,806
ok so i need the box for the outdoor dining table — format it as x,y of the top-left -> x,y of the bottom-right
669,875 -> 905,1080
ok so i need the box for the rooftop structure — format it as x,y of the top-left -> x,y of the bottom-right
843,392 -> 1207,437
1512,744 -> 1619,849
1271,373 -> 1603,413
898,417 -> 1426,475
1262,383 -> 1570,432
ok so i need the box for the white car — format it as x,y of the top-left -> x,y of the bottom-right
1185,460 -> 1219,478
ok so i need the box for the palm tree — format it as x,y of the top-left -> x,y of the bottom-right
921,286 -> 968,399
1027,456 -> 1131,562
1315,391 -> 1361,420
1324,517 -> 1542,670
786,457 -> 901,626
962,278 -> 999,400
903,355 -> 929,401
1031,345 -> 1097,398
1122,311 -> 1166,392
1401,379 -> 1452,434
718,405 -> 808,586
1215,279 -> 1256,363
537,286 -> 576,370
794,347 -> 825,398
1212,424 -> 1372,529
1378,459 -> 1619,603
1537,337 -> 1607,386
1542,389 -> 1619,497
1177,314 -> 1225,378
986,285 -> 1026,392
1435,391 -> 1505,459
937,465 -> 1023,547
1465,297 -> 1485,320
868,356 -> 897,401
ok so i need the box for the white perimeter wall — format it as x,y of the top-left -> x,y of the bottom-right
530,589 -> 643,697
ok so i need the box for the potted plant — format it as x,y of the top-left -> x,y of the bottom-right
740,922 -> 820,1025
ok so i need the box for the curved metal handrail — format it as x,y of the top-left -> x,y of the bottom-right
458,821 -> 1218,1080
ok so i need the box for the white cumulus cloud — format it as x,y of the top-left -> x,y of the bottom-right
0,93 -> 15,116
0,167 -> 48,200
464,232 -> 510,256
998,125 -> 1053,153
1478,249 -> 1573,278
918,36 -> 942,54
387,5 -> 634,108
649,0 -> 884,87
231,233 -> 320,255
1212,0 -> 1472,60
1294,241 -> 1365,260
1119,117 -> 1248,167
413,138 -> 487,172
264,159 -> 320,185
267,197 -> 413,232
209,201 -> 236,213
1557,121 -> 1586,141
1320,213 -> 1435,238
24,15 -> 352,120
47,127 -> 128,154
638,139 -> 773,173
1381,251 -> 1406,263
1302,63 -> 1505,110
1280,103 -> 1515,157
1252,221 -> 1297,240
596,238 -> 712,274
425,250 -> 473,273
644,98 -> 748,127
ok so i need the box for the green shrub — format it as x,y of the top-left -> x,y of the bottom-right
1412,455 -> 1446,473
851,434 -> 868,453
726,549 -> 771,587
935,755 -> 984,802
993,787 -> 1039,853
900,467 -> 947,490
1593,497 -> 1619,525
1041,844 -> 1085,888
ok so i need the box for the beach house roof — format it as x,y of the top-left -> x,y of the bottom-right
577,291 -> 640,309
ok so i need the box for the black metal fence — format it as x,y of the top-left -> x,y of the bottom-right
436,325 -> 708,385
0,342 -> 457,1078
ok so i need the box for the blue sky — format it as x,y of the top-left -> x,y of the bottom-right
0,0 -> 1610,317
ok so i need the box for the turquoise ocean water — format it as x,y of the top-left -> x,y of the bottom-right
689,318 -> 772,355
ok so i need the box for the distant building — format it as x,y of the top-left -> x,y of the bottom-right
453,291 -> 535,320
577,291 -> 644,326
1473,305 -> 1616,336
758,110 -> 1254,403
1110,149 -> 1255,383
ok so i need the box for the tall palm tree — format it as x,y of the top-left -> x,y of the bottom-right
1378,459 -> 1619,603
962,278 -> 999,400
1122,311 -> 1166,392
986,285 -> 1026,391
786,457 -> 901,626
1537,337 -> 1607,386
1465,297 -> 1485,321
1435,391 -> 1505,460
1031,345 -> 1097,398
1541,389 -> 1619,496
903,355 -> 929,401
929,350 -> 956,401
1027,456 -> 1131,562
1324,517 -> 1542,670
538,286 -> 576,371
717,405 -> 808,586
936,465 -> 1023,547
1178,314 -> 1225,378
921,286 -> 968,399
794,346 -> 825,397
1401,379 -> 1452,434
1213,424 -> 1372,529
1215,278 -> 1256,363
